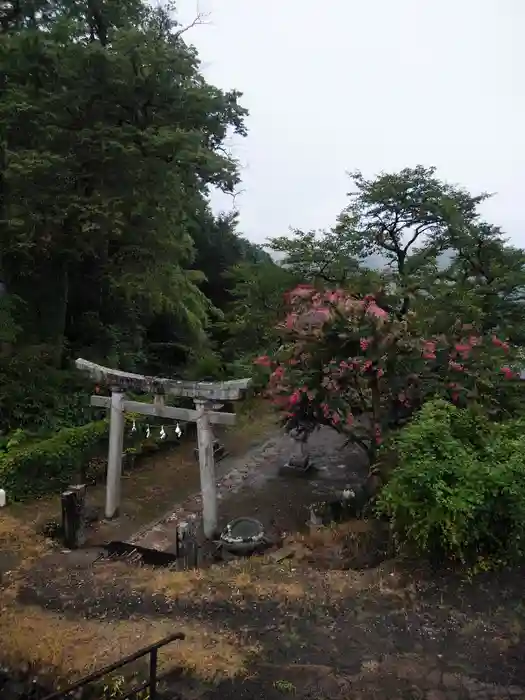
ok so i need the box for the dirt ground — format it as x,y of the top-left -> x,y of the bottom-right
1,406 -> 525,700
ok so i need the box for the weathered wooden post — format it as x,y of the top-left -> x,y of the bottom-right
61,485 -> 86,549
194,399 -> 218,539
106,388 -> 125,519
193,402 -> 226,462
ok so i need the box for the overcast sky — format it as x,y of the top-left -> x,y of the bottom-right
175,0 -> 524,246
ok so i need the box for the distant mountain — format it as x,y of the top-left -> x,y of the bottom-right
269,250 -> 453,271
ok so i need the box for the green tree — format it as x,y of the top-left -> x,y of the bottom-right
268,228 -> 366,286
269,167 -> 525,346
442,223 -> 525,343
333,166 -> 487,315
0,0 -> 247,369
220,257 -> 296,371
0,0 -> 250,431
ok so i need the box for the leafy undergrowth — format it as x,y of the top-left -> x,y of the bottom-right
377,400 -> 525,569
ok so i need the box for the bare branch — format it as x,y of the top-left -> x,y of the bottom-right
173,11 -> 211,39
403,223 -> 434,254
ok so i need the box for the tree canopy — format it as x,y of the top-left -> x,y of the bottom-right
2,3 -> 524,446
0,0 -> 273,431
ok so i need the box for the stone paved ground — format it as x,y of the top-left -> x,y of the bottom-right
2,428 -> 525,699
132,427 -> 368,551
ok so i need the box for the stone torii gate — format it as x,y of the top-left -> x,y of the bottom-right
75,358 -> 252,538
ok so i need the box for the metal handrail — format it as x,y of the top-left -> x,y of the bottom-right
42,631 -> 185,700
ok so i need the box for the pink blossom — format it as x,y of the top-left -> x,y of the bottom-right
366,303 -> 388,319
346,413 -> 354,425
492,336 -> 509,352
285,313 -> 298,329
455,343 -> 470,354
254,355 -> 271,367
289,284 -> 315,299
271,366 -> 285,380
360,337 -> 369,351
289,391 -> 300,405
314,307 -> 331,320
501,366 -> 514,380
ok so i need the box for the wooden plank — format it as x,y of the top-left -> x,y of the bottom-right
194,399 -> 218,538
91,395 -> 111,408
266,543 -> 311,562
76,358 -> 251,400
122,400 -> 236,426
89,396 -> 236,426
123,400 -> 199,422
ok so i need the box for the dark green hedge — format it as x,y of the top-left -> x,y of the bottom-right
0,419 -> 109,501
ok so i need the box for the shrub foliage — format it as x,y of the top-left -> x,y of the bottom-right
376,400 -> 525,568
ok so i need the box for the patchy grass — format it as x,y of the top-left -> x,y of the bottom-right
2,519 -> 525,697
126,557 -> 311,602
93,539 -> 405,608
0,529 -> 264,683
0,512 -> 49,556
0,513 -> 53,596
0,604 -> 259,682
0,520 -> 406,687
0,400 -> 277,685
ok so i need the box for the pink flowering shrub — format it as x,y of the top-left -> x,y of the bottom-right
255,285 -> 522,459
